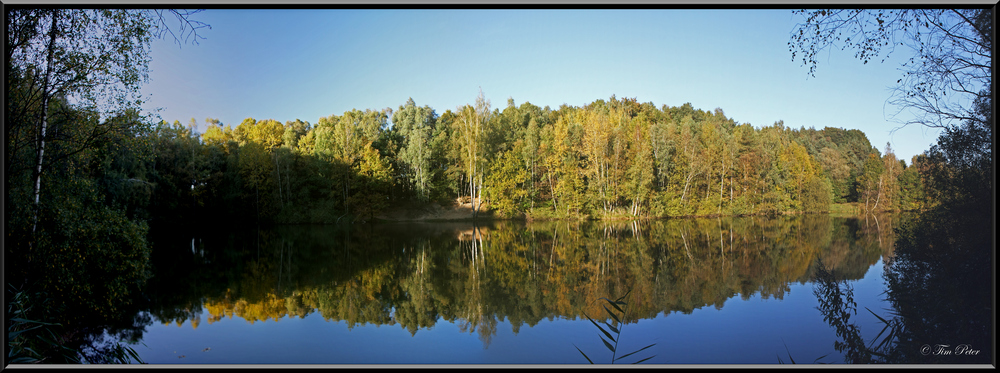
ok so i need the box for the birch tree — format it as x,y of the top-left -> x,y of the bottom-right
456,89 -> 492,219
393,98 -> 436,201
6,8 -> 208,240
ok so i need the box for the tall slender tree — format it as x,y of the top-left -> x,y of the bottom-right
457,89 -> 493,219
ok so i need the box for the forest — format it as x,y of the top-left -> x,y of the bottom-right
6,8 -> 991,364
13,91 -> 935,230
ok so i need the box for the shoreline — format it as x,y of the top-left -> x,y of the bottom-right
365,201 -> 918,223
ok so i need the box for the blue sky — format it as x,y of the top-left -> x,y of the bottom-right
142,9 -> 942,162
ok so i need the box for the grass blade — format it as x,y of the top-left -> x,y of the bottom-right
600,336 -> 615,353
10,356 -> 39,364
600,297 -> 625,314
9,318 -> 58,325
126,345 -> 145,364
585,314 -> 615,343
603,320 -> 619,334
782,340 -> 796,364
602,304 -> 621,324
616,343 -> 656,361
868,349 -> 889,358
632,355 -> 656,364
865,307 -> 889,324
573,344 -> 594,364
869,321 -> 891,343
615,289 -> 632,303
8,325 -> 45,340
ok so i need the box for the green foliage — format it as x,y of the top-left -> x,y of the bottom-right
809,93 -> 992,363
349,145 -> 394,221
857,153 -> 885,212
392,98 -> 438,201
5,100 -> 153,327
485,149 -> 530,218
5,7 -> 199,365
7,285 -> 77,364
817,147 -> 851,203
282,119 -> 310,151
895,162 -> 920,210
455,89 -> 494,219
920,105 -> 992,214
802,176 -> 833,212
6,283 -> 147,365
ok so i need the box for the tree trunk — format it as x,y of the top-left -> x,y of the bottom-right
474,173 -> 484,218
873,177 -> 883,212
681,169 -> 697,202
275,153 -> 283,208
31,10 -> 60,236
344,175 -> 350,218
285,158 -> 292,207
469,164 -> 476,220
719,160 -> 725,215
546,170 -> 558,212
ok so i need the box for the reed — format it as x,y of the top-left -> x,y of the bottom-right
573,288 -> 657,364
7,284 -> 76,364
6,283 -> 145,364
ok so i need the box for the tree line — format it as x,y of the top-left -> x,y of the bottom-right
112,92 -> 937,229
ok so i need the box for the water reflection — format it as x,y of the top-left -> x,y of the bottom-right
138,214 -> 893,353
813,210 -> 991,364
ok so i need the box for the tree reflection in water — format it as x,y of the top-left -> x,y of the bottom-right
138,217 -> 865,344
112,212 -> 993,363
814,209 -> 991,364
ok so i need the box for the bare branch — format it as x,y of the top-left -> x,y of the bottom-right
152,9 -> 211,48
791,9 -> 992,132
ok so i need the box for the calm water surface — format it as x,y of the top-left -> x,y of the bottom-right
133,214 -> 905,364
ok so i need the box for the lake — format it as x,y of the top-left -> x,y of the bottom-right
113,213 -> 981,364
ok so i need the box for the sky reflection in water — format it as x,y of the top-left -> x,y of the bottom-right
134,215 -> 902,364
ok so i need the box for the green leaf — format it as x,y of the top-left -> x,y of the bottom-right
8,325 -> 44,340
10,356 -> 39,364
9,318 -> 58,326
